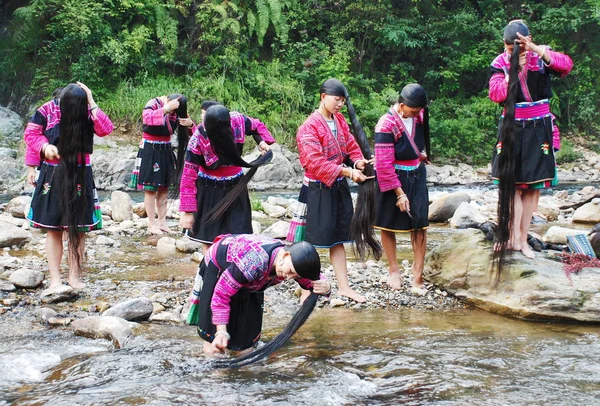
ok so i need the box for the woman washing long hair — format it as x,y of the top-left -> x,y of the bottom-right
490,20 -> 572,271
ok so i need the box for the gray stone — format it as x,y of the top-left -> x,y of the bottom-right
267,196 -> 291,208
262,220 -> 290,239
252,220 -> 261,234
449,202 -> 486,228
71,316 -> 137,348
175,237 -> 202,253
261,202 -> 287,218
9,268 -> 44,288
156,237 -> 177,254
92,148 -> 137,190
0,223 -> 32,248
542,226 -> 587,244
40,285 -> 78,304
425,228 -> 600,323
4,196 -> 32,219
0,214 -> 26,227
0,106 -> 24,146
96,235 -> 116,246
110,191 -> 133,222
35,307 -> 59,322
149,311 -> 183,323
102,297 -> 153,321
428,192 -> 471,222
573,202 -> 600,224
0,281 -> 16,292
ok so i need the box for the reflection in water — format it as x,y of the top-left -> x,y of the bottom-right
1,309 -> 599,405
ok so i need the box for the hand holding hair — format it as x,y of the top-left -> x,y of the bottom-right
43,143 -> 61,160
163,98 -> 180,114
312,280 -> 331,295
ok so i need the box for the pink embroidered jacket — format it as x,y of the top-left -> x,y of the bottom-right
24,99 -> 113,166
488,48 -> 572,150
206,234 -> 325,325
179,112 -> 275,213
296,111 -> 364,187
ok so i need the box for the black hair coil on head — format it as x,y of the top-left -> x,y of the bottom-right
503,20 -> 529,44
286,241 -> 321,281
320,78 -> 347,97
398,83 -> 431,160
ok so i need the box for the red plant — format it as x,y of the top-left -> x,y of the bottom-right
558,252 -> 600,283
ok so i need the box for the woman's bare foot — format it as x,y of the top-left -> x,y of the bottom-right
299,289 -> 311,305
521,244 -> 536,259
148,225 -> 164,235
387,270 -> 402,290
338,288 -> 366,303
67,276 -> 85,290
158,224 -> 172,234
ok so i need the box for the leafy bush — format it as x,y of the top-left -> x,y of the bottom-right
555,139 -> 583,164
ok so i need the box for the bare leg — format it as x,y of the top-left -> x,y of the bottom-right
519,190 -> 539,259
156,189 -> 170,232
411,231 -> 427,288
330,244 -> 366,303
67,233 -> 86,289
46,230 -> 64,289
145,190 -> 162,234
381,230 -> 401,290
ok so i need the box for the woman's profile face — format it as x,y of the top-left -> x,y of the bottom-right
275,253 -> 300,280
321,93 -> 346,115
399,103 -> 423,118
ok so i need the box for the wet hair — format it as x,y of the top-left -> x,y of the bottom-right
494,21 -> 527,279
199,105 -> 273,226
398,83 -> 430,159
286,241 -> 321,281
321,78 -> 383,260
57,83 -> 95,271
167,93 -> 190,190
51,87 -> 63,100
201,100 -> 220,111
213,292 -> 320,368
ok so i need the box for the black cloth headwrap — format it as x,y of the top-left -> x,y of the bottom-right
287,241 -> 321,281
503,21 -> 529,43
400,83 -> 428,108
320,78 -> 348,98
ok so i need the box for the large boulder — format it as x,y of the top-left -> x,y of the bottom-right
92,147 -> 137,190
110,191 -> 133,222
0,223 -> 32,248
428,192 -> 471,222
0,106 -> 24,146
5,196 -> 32,219
425,228 -> 600,323
102,297 -> 154,321
9,268 -> 44,289
247,144 -> 302,190
449,202 -> 487,228
71,316 -> 137,348
573,200 -> 600,224
262,220 -> 291,239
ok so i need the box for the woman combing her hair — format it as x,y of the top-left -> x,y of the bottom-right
24,82 -> 113,291
130,94 -> 194,235
187,234 -> 330,359
374,84 -> 431,295
179,104 -> 275,254
288,78 -> 373,303
490,20 -> 572,262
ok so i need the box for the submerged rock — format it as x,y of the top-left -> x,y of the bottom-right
425,228 -> 600,323
71,316 -> 137,348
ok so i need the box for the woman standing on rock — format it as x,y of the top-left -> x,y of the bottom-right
289,78 -> 372,303
490,20 -> 572,260
130,94 -> 194,235
24,82 -> 113,291
373,84 -> 431,295
178,105 -> 275,254
188,233 -> 330,358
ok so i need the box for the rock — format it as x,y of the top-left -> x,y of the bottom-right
176,236 -> 202,253
34,307 -> 58,323
133,203 -> 147,218
261,202 -> 287,218
190,251 -> 204,263
330,298 -> 346,308
96,235 -> 116,246
4,196 -> 32,219
92,148 -> 136,191
149,311 -> 183,323
262,220 -> 291,239
40,285 -> 78,304
449,202 -> 486,228
0,281 -> 16,292
573,202 -> 600,224
428,192 -> 471,222
110,191 -> 133,222
152,303 -> 166,314
267,196 -> 291,208
156,237 -> 176,254
542,226 -> 587,244
252,220 -> 261,234
425,228 -> 600,323
0,106 -> 24,146
0,213 -> 26,227
71,316 -> 137,348
0,224 -> 32,248
8,268 -> 44,288
102,297 -> 154,321
48,317 -> 72,326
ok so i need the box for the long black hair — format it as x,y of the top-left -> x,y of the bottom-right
316,79 -> 382,260
169,93 -> 190,189
57,83 -> 94,271
214,241 -> 321,368
494,21 -> 529,278
199,105 -> 273,226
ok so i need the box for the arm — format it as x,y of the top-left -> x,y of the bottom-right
297,124 -> 345,187
142,98 -> 170,127
545,49 -> 573,77
374,131 -> 402,193
244,116 -> 276,145
489,72 -> 508,103
91,109 -> 114,137
23,122 -> 48,167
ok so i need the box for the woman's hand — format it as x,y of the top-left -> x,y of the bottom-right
354,156 -> 374,171
26,166 -> 37,185
516,32 -> 540,54
258,141 -> 271,154
179,212 -> 195,229
345,167 -> 375,183
76,81 -> 95,106
395,193 -> 410,213
43,143 -> 60,160
179,117 -> 193,128
163,97 -> 180,115
312,280 -> 331,295
211,330 -> 229,353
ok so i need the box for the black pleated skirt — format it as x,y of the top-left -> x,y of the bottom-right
129,140 -> 176,191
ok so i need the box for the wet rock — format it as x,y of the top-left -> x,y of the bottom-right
449,202 -> 486,228
96,235 -> 116,246
261,202 -> 287,218
35,307 -> 58,322
425,228 -> 600,323
0,281 -> 16,291
40,285 -> 78,304
102,297 -> 153,321
330,298 -> 346,307
9,268 -> 44,289
5,196 -> 32,219
110,191 -> 133,222
71,316 -> 137,348
48,317 -> 72,326
542,226 -> 587,244
262,220 -> 290,239
149,311 -> 182,323
175,236 -> 202,253
0,224 -> 32,248
428,192 -> 471,222
573,201 -> 600,224
156,237 -> 177,254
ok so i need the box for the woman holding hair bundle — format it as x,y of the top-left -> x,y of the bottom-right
24,82 -> 113,291
374,84 -> 430,294
490,20 -> 572,262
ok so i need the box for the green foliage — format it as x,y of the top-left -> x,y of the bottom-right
555,139 -> 584,164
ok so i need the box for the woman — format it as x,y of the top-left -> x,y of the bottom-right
179,104 -> 275,254
24,82 -> 113,291
130,94 -> 194,235
290,78 -> 372,303
189,233 -> 330,355
374,84 -> 430,294
490,20 -> 572,261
